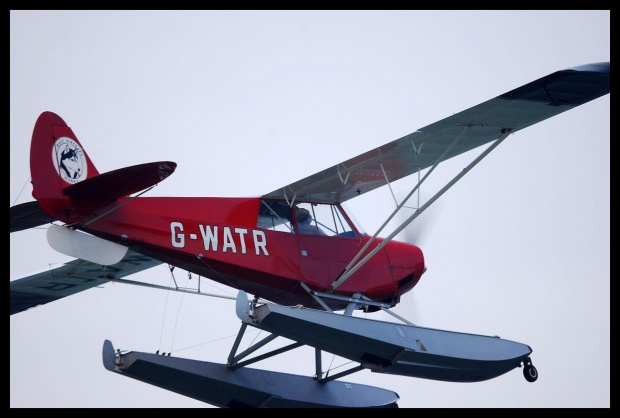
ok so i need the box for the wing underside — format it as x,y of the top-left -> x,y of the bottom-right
10,250 -> 161,315
262,62 -> 610,204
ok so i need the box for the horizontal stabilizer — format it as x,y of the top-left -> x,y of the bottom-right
102,340 -> 399,408
10,201 -> 55,233
62,161 -> 176,201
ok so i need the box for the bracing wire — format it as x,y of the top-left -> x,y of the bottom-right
170,328 -> 260,355
326,353 -> 336,376
196,257 -> 238,289
158,268 -> 174,351
247,330 -> 263,350
169,275 -> 191,353
198,276 -> 236,296
12,176 -> 31,206
327,360 -> 354,372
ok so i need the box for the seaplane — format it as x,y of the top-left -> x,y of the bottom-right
10,62 -> 610,408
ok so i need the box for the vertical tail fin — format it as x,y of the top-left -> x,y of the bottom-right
30,111 -> 99,222
29,112 -> 176,226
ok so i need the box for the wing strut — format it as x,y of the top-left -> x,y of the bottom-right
332,125 -> 470,287
379,161 -> 399,207
328,125 -> 468,290
299,281 -> 333,312
92,275 -> 238,300
330,127 -> 512,292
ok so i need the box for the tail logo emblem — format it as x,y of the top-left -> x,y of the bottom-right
52,137 -> 87,184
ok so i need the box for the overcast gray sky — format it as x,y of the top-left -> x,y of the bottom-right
10,10 -> 609,408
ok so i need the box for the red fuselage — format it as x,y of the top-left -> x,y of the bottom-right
28,112 -> 425,311
69,197 -> 425,310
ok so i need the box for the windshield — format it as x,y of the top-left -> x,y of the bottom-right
339,202 -> 366,236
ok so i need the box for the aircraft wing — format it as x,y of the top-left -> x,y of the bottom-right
10,250 -> 162,315
262,62 -> 610,204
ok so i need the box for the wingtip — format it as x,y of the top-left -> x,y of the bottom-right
567,62 -> 610,74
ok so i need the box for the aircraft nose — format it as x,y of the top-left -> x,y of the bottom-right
411,244 -> 425,272
417,247 -> 426,277
385,242 -> 426,293
386,242 -> 424,267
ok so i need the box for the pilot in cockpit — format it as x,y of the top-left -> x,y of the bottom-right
294,208 -> 326,236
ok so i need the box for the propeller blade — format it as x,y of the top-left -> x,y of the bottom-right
399,204 -> 439,247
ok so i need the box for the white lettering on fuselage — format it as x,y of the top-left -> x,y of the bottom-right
222,227 -> 236,253
253,230 -> 268,256
199,225 -> 218,251
171,222 -> 184,248
235,228 -> 248,253
171,222 -> 269,256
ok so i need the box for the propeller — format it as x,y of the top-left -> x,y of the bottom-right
390,199 -> 441,325
398,201 -> 440,248
401,212 -> 430,247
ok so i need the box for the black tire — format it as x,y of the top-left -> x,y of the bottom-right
524,364 -> 538,382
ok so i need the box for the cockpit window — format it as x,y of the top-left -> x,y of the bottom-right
292,203 -> 357,238
257,200 -> 360,238
257,200 -> 293,232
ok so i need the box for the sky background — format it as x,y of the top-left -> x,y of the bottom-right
10,10 -> 609,408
